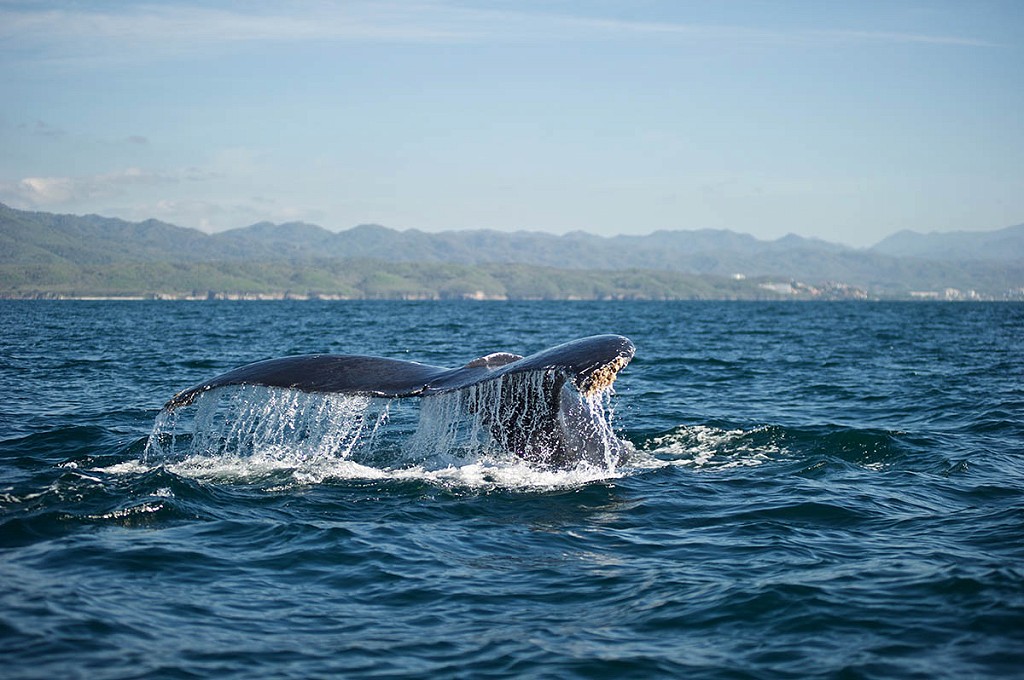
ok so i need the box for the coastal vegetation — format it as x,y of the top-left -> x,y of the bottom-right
1,203 -> 1020,300
0,259 -> 811,300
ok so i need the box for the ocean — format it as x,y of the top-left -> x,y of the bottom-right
1,300 -> 1022,678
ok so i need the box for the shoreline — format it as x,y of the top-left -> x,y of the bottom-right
2,293 -> 1019,302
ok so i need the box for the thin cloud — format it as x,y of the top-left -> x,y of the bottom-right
0,2 -> 469,63
1,168 -> 176,207
0,1 -> 999,68
807,28 -> 999,48
575,16 -> 1000,48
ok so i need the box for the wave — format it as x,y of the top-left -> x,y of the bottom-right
631,421 -> 955,476
636,424 -> 785,470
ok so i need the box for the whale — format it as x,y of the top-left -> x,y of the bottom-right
163,334 -> 635,467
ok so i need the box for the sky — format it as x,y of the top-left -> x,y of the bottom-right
1,1 -> 1022,247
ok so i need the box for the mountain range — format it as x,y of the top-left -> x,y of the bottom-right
1,202 -> 1021,299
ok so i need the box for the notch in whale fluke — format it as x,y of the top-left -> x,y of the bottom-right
163,334 -> 636,411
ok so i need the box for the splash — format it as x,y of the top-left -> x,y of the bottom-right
407,371 -> 626,469
146,384 -> 392,466
144,370 -> 629,489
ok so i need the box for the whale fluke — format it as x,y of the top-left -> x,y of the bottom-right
165,335 -> 634,411
162,335 -> 635,467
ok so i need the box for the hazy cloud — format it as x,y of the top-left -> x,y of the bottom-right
0,1 -> 997,68
0,2 -> 466,65
0,154 -> 324,231
1,167 -> 175,206
570,17 -> 999,47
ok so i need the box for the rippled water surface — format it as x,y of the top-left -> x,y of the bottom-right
2,300 -> 1022,678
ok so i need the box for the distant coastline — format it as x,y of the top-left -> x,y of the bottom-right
2,203 -> 1021,300
3,284 -> 1019,302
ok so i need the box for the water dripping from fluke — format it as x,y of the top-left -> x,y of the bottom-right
145,335 -> 637,488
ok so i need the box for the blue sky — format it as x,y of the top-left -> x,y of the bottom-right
1,1 -> 1022,246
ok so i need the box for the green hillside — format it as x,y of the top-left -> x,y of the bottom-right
0,259 -> 804,300
2,203 -> 1021,299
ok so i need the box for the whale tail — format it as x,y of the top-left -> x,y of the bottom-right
162,335 -> 635,467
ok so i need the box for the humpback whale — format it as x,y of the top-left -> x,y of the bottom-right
163,335 -> 635,468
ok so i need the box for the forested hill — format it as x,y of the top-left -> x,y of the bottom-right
1,203 -> 1021,298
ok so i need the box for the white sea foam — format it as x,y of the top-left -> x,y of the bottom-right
93,460 -> 151,475
635,424 -> 784,470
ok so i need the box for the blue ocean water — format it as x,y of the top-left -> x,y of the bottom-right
1,300 -> 1022,678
